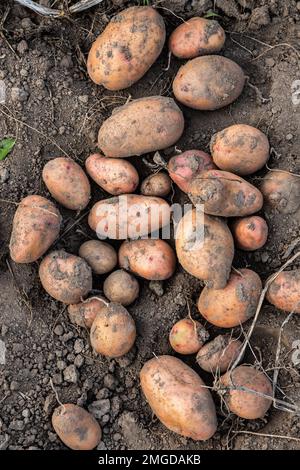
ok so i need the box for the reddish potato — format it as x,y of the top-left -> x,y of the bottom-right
196,335 -> 243,373
266,270 -> 300,313
231,216 -> 268,251
103,269 -> 139,306
261,170 -> 300,214
141,172 -> 171,197
68,297 -> 108,329
169,318 -> 209,355
79,240 -> 117,275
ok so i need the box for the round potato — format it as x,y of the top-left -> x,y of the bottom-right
169,318 -> 209,355
261,170 -> 300,215
141,172 -> 171,197
42,157 -> 91,210
231,216 -> 268,251
266,270 -> 300,313
79,240 -> 117,275
68,297 -> 108,329
103,269 -> 139,306
173,55 -> 245,110
196,335 -> 243,373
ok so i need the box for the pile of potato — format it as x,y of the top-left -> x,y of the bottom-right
9,6 -> 300,449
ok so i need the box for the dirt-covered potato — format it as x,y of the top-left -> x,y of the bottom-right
68,297 -> 108,329
169,17 -> 225,59
103,269 -> 139,306
173,55 -> 245,110
98,96 -> 184,158
79,240 -> 117,275
266,270 -> 300,313
196,335 -> 243,373
9,195 -> 61,264
210,124 -> 270,176
261,170 -> 300,214
140,355 -> 217,440
141,172 -> 171,197
198,269 -> 262,327
169,318 -> 209,355
231,216 -> 268,251
87,6 -> 166,90
52,404 -> 101,450
85,153 -> 139,195
42,157 -> 91,210
39,250 -> 92,304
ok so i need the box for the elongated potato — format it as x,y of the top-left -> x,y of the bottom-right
88,194 -> 171,240
169,318 -> 209,355
141,172 -> 171,197
173,55 -> 245,110
79,240 -> 117,274
196,335 -> 243,373
198,269 -> 262,327
210,124 -> 269,176
98,96 -> 184,158
52,404 -> 101,450
119,239 -> 176,280
9,195 -> 61,263
103,269 -> 139,306
39,250 -> 92,304
42,157 -> 91,210
266,270 -> 300,313
87,6 -> 166,90
175,209 -> 234,289
140,355 -> 217,440
261,170 -> 300,214
85,153 -> 139,195
231,216 -> 268,251
68,297 -> 108,329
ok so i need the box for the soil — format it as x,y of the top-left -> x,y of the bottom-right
0,0 -> 300,451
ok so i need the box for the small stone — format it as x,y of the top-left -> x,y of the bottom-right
74,354 -> 84,368
48,432 -> 57,443
22,409 -> 30,419
53,325 -> 63,336
113,433 -> 121,441
10,381 -> 19,391
0,339 -> 6,365
11,87 -> 29,102
17,40 -> 28,55
261,252 -> 269,263
52,373 -> 63,385
77,391 -> 87,407
286,133 -> 293,141
57,360 -> 66,371
265,58 -> 275,67
78,95 -> 89,104
149,280 -> 164,297
101,414 -> 110,424
43,394 -> 55,414
74,338 -> 84,354
9,420 -> 25,431
97,441 -> 107,450
58,126 -> 65,135
63,365 -> 78,383
104,374 -> 117,390
0,433 -> 9,450
21,18 -> 33,29
1,325 -> 8,336
88,399 -> 110,419
0,168 -> 9,183
297,2 -> 300,11
96,388 -> 110,400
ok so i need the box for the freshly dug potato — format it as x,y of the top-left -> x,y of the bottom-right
39,250 -> 92,304
219,366 -> 273,419
188,169 -> 263,217
210,125 -> 270,175
52,404 -> 101,450
173,55 -> 245,110
175,209 -> 234,289
196,335 -> 243,373
79,240 -> 117,274
198,269 -> 262,327
169,318 -> 209,355
141,172 -> 171,197
266,270 -> 300,313
98,96 -> 184,158
167,150 -> 216,193
9,195 -> 61,264
87,6 -> 166,90
88,194 -> 171,240
169,17 -> 225,59
90,302 -> 136,357
231,216 -> 268,251
42,157 -> 91,210
119,239 -> 176,280
103,269 -> 139,306
140,355 -> 217,440
68,297 -> 108,329
261,170 -> 300,214
85,153 -> 139,195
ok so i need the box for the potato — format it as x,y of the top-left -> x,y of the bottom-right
68,297 -> 108,329
188,169 -> 263,217
98,96 -> 184,158
167,150 -> 216,193
266,270 -> 300,313
42,157 -> 91,210
173,55 -> 245,111
231,216 -> 268,251
85,153 -> 139,195
88,194 -> 171,240
9,195 -> 61,264
52,404 -> 101,450
87,6 -> 166,90
219,365 -> 273,419
79,240 -> 117,275
261,170 -> 300,214
210,124 -> 269,176
141,172 -> 171,197
103,269 -> 139,306
198,269 -> 262,328
140,355 -> 217,440
119,239 -> 176,280
169,318 -> 209,355
39,250 -> 92,304
175,209 -> 234,289
196,335 -> 243,373
90,302 -> 136,357
169,17 -> 225,59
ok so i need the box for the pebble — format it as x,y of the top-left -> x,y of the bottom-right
104,374 -> 117,390
78,95 -> 89,104
0,168 -> 9,183
97,441 -> 107,450
9,420 -> 25,431
10,381 -> 20,391
11,87 -> 29,103
74,338 -> 84,354
286,133 -> 293,141
297,1 -> 300,11
53,325 -> 63,336
57,360 -> 66,371
51,373 -> 63,385
74,354 -> 84,368
0,339 -> 6,365
63,364 -> 78,383
17,40 -> 28,55
149,280 -> 164,297
261,252 -> 269,263
22,409 -> 30,419
265,58 -> 275,67
1,325 -> 8,336
96,388 -> 110,400
88,399 -> 111,419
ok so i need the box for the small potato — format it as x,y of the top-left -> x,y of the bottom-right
198,269 -> 262,328
98,96 -> 184,158
90,302 -> 136,357
79,240 -> 117,275
9,195 -> 61,264
261,170 -> 300,214
68,297 -> 108,329
141,172 -> 171,197
140,355 -> 217,440
169,318 -> 209,355
39,250 -> 92,304
52,404 -> 101,450
219,365 -> 273,419
85,153 -> 139,195
42,157 -> 91,210
103,269 -> 139,306
169,17 -> 225,59
210,125 -> 269,176
196,335 -> 243,373
266,270 -> 300,313
231,216 -> 268,251
119,239 -> 176,281
173,55 -> 245,110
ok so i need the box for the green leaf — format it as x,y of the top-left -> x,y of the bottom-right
203,10 -> 221,18
0,138 -> 16,161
